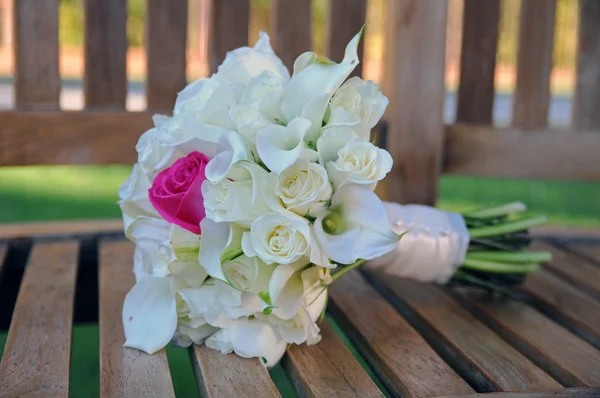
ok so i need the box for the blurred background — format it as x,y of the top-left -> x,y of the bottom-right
0,0 -> 596,228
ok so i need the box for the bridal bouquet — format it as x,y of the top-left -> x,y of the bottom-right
119,28 -> 549,366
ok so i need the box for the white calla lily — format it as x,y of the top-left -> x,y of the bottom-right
256,117 -> 311,175
205,130 -> 248,182
313,184 -> 403,264
123,276 -> 177,354
268,260 -> 308,320
280,28 -> 363,133
197,218 -> 245,283
206,319 -> 287,367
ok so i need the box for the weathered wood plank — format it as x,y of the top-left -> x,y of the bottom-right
521,270 -> 600,349
440,387 -> 600,398
0,244 -> 6,272
564,244 -> 600,265
444,124 -> 600,180
208,0 -> 250,74
0,111 -> 153,166
455,288 -> 600,387
573,0 -> 600,129
534,242 -> 600,299
327,0 -> 367,78
531,226 -> 600,239
99,240 -> 175,397
0,241 -> 79,397
283,319 -> 384,397
328,271 -> 474,397
190,345 -> 280,398
456,0 -> 500,124
0,219 -> 124,240
84,0 -> 128,109
271,0 -> 311,73
383,0 -> 447,205
13,0 -> 60,109
147,0 -> 188,110
366,272 -> 561,392
512,0 -> 556,129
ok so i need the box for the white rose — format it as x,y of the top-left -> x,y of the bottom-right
228,102 -> 271,146
217,32 -> 290,85
325,77 -> 389,138
241,70 -> 286,122
326,138 -> 392,190
135,126 -> 179,177
206,319 -> 287,367
274,160 -> 332,217
174,75 -> 221,117
242,213 -> 311,265
223,255 -> 276,293
203,161 -> 274,227
313,184 -> 403,264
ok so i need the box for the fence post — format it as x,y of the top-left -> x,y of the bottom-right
573,0 -> 600,130
383,0 -> 448,206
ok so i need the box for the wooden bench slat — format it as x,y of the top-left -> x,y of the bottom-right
367,272 -> 561,392
147,0 -> 188,110
512,0 -> 556,129
99,240 -> 175,397
573,0 -> 600,129
564,244 -> 600,266
271,0 -> 312,73
84,0 -> 128,109
383,0 -> 447,205
0,111 -> 153,166
13,0 -> 60,109
0,219 -> 124,240
283,319 -> 384,397
326,0 -> 366,78
534,242 -> 600,299
0,243 -> 6,272
455,288 -> 600,387
190,345 -> 280,398
329,271 -> 474,397
440,387 -> 600,398
0,241 -> 79,397
521,270 -> 600,349
456,0 -> 500,124
209,0 -> 250,74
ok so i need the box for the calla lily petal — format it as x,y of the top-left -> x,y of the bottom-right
256,117 -> 311,174
205,130 -> 248,182
123,276 -> 177,354
281,28 -> 363,122
269,261 -> 306,319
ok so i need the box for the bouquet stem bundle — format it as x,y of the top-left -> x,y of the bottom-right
450,201 -> 550,293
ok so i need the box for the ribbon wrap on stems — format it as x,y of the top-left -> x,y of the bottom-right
367,203 -> 470,284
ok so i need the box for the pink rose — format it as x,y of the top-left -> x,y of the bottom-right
148,151 -> 209,234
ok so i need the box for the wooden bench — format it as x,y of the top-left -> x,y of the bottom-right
0,221 -> 600,396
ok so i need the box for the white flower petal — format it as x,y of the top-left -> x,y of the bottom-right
256,117 -> 311,175
281,28 -> 363,122
123,277 -> 177,354
205,130 -> 248,182
269,261 -> 306,319
316,126 -> 359,165
197,219 -> 230,281
206,320 -> 287,367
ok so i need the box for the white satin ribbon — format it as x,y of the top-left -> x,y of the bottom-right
367,203 -> 470,284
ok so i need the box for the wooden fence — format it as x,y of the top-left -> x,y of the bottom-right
0,0 -> 598,206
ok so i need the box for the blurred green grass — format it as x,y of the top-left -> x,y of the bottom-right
0,166 -> 598,396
